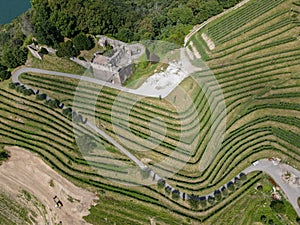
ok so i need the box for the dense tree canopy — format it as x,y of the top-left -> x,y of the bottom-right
30,0 -> 242,45
56,41 -> 80,58
72,33 -> 95,51
0,19 -> 29,69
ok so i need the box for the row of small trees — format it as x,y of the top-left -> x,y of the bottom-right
155,172 -> 247,209
62,107 -> 88,124
8,81 -> 88,125
188,173 -> 248,209
9,82 -> 35,96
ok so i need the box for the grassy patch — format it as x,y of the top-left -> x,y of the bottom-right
124,62 -> 167,89
26,53 -> 86,75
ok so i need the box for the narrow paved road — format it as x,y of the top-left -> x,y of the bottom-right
13,67 -> 172,98
12,67 -> 300,215
244,159 -> 300,216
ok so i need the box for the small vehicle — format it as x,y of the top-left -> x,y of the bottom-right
53,196 -> 63,208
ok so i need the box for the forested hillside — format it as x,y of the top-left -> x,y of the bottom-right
31,0 -> 241,46
0,0 -> 241,70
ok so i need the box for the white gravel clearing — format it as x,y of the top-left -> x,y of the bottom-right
135,63 -> 189,97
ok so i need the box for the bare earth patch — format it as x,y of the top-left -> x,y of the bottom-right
201,33 -> 215,50
189,41 -> 201,59
0,146 -> 98,225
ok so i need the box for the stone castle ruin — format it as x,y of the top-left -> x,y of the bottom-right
73,35 -> 145,85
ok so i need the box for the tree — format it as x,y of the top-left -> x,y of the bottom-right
214,190 -> 222,201
116,28 -> 133,43
234,177 -> 242,188
56,41 -> 80,58
0,64 -> 7,71
31,3 -> 63,47
165,186 -> 172,195
218,0 -> 239,9
167,7 -> 193,25
227,181 -> 235,192
157,178 -> 165,189
207,195 -> 215,205
23,89 -> 35,96
0,70 -> 11,81
172,189 -> 180,200
73,34 -> 95,51
188,194 -> 199,209
16,85 -> 26,93
1,43 -> 28,68
62,107 -> 73,119
8,82 -> 16,89
36,93 -> 47,101
270,200 -> 285,213
239,173 -> 247,182
221,186 -> 228,197
199,196 -> 207,208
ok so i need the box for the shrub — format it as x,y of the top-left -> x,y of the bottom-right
36,93 -> 47,101
171,189 -> 180,200
165,186 -> 172,195
56,40 -> 80,58
62,107 -> 72,118
227,181 -> 235,192
8,82 -> 16,89
0,70 -> 11,81
73,33 -> 95,51
239,173 -> 247,182
270,200 -> 285,213
199,196 -> 207,208
0,149 -> 9,164
23,88 -> 35,96
207,195 -> 215,205
234,177 -> 242,188
221,186 -> 228,197
188,194 -> 199,209
214,190 -> 222,201
157,178 -> 165,189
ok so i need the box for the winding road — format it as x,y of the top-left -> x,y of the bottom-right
11,66 -> 300,216
10,0 -> 300,214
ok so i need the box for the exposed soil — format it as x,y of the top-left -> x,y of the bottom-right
201,33 -> 215,50
0,146 -> 98,225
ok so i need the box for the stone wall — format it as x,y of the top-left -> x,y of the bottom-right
118,64 -> 134,84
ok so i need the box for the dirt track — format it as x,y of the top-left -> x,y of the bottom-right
0,146 -> 98,225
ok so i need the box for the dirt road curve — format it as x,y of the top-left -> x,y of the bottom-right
0,146 -> 98,225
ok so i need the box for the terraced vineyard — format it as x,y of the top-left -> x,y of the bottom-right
1,0 -> 300,224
